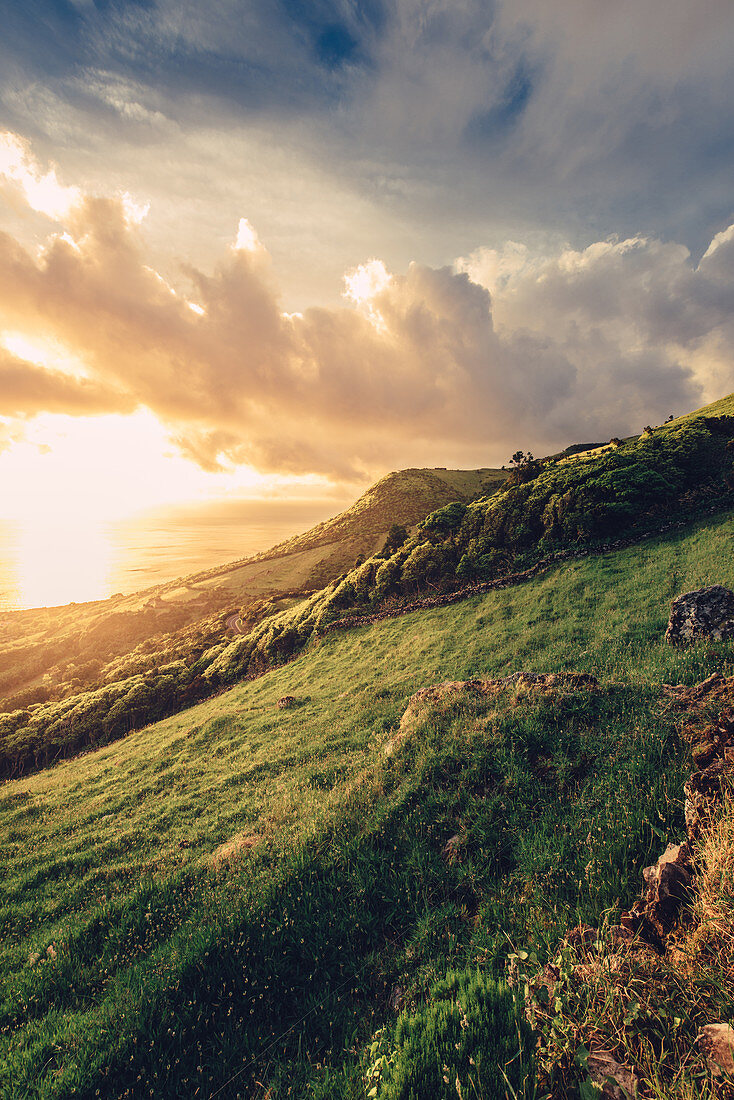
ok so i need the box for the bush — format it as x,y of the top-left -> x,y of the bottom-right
382,523 -> 410,555
420,502 -> 467,540
378,968 -> 534,1100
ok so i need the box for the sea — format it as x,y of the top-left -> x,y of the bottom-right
0,496 -> 346,612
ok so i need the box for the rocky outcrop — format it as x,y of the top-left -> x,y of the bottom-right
386,672 -> 598,754
619,842 -> 695,950
662,670 -> 731,704
663,672 -> 734,840
665,585 -> 734,645
526,669 -> 734,1098
685,759 -> 734,841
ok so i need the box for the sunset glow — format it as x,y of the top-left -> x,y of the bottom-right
9,513 -> 113,608
2,9 -> 734,1097
1,3 -> 734,607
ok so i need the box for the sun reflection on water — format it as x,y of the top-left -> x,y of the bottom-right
10,514 -> 113,608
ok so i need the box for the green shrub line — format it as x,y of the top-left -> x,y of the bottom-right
319,493 -> 734,638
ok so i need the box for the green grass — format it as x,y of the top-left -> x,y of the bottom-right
1,512 -> 733,1097
674,391 -> 734,422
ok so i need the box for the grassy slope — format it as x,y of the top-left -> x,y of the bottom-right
675,391 -> 734,422
1,510 -> 733,1097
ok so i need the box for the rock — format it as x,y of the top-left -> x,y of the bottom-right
586,1049 -> 639,1099
621,842 -> 694,948
276,695 -> 297,709
685,759 -> 734,841
698,1022 -> 734,1077
665,586 -> 734,646
694,672 -> 727,694
691,738 -> 720,769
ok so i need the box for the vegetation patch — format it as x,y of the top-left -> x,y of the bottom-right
1,510 -> 734,1095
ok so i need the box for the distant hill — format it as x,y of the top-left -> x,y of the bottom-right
0,466 -> 505,712
199,466 -> 506,594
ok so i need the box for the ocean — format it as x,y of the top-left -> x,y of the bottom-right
0,496 -> 346,612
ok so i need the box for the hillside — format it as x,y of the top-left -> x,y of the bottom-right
181,402 -> 734,696
0,466 -> 503,716
3,402 -> 734,780
1,396 -> 734,1097
1,508 -> 733,1097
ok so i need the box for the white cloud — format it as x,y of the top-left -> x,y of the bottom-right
0,136 -> 732,476
0,132 -> 81,220
234,218 -> 261,252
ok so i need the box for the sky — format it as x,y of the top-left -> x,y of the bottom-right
2,0 -> 734,529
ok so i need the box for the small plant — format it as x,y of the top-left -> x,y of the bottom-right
365,1028 -> 397,1098
376,968 -> 535,1099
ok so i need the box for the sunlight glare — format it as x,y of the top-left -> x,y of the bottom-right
12,512 -> 113,607
0,131 -> 80,220
1,330 -> 87,376
343,258 -> 391,305
0,410 -> 340,608
234,217 -> 260,251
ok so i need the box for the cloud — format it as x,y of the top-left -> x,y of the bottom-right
0,346 -> 136,418
0,141 -> 732,476
0,131 -> 80,219
4,0 -> 734,274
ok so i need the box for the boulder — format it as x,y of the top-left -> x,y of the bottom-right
665,586 -> 734,646
276,695 -> 298,709
621,842 -> 694,948
698,1022 -> 734,1077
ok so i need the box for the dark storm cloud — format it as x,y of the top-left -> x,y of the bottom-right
4,1 -> 734,251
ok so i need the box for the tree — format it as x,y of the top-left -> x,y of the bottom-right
382,523 -> 408,555
509,450 -> 534,468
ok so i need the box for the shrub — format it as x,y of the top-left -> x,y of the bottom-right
420,502 -> 467,540
378,968 -> 534,1100
401,543 -> 455,592
382,523 -> 410,555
